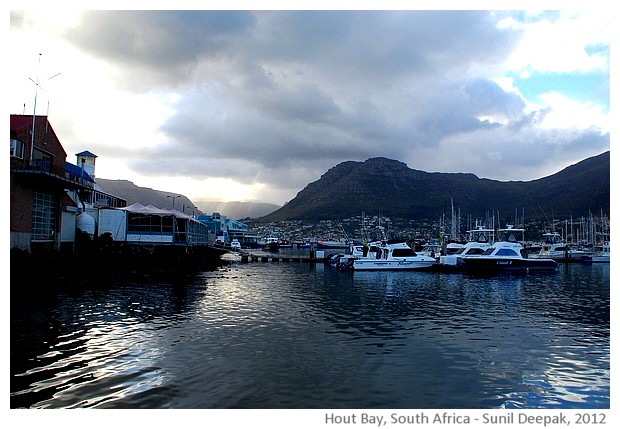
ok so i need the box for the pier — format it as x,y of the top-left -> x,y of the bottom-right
238,250 -> 329,264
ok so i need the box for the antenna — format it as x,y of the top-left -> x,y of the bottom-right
28,53 -> 61,165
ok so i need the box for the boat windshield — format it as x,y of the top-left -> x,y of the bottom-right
495,249 -> 520,257
392,248 -> 417,257
464,247 -> 486,255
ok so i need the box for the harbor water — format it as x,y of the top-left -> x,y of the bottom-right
10,257 -> 609,410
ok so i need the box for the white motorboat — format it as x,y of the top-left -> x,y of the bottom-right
439,225 -> 494,267
315,239 -> 351,250
530,232 -> 590,261
334,241 -> 381,270
230,239 -> 241,251
439,241 -> 491,267
462,226 -> 558,273
352,240 -> 436,271
590,242 -> 610,263
261,234 -> 280,251
418,242 -> 441,259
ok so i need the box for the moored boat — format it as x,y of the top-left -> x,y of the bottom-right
334,241 -> 381,270
590,242 -> 610,263
462,226 -> 557,273
315,239 -> 351,250
261,234 -> 280,252
439,225 -> 494,268
530,232 -> 590,261
230,239 -> 242,251
352,240 -> 436,271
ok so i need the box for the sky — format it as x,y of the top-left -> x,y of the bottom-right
7,2 -> 612,207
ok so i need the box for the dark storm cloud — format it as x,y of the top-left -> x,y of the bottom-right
66,10 -> 257,89
60,10 -> 608,198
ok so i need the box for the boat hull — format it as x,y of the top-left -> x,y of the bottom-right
353,259 -> 436,270
463,257 -> 558,272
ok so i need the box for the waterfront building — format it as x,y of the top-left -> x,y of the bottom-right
196,212 -> 248,245
10,114 -> 125,254
97,203 -> 212,246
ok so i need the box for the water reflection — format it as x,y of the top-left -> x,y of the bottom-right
11,263 -> 609,409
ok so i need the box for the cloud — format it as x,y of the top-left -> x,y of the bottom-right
12,9 -> 610,204
66,10 -> 258,90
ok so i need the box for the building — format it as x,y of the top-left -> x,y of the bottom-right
98,203 -> 212,246
196,212 -> 249,245
10,114 -> 125,254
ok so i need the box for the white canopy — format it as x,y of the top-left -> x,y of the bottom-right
119,203 -> 193,219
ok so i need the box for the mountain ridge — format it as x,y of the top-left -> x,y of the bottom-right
96,151 -> 609,222
261,151 -> 610,222
95,179 -> 281,219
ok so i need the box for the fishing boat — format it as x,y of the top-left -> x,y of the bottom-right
438,225 -> 494,268
333,241 -> 380,270
352,240 -> 437,271
462,226 -> 558,273
418,242 -> 441,259
590,242 -> 610,263
530,232 -> 590,261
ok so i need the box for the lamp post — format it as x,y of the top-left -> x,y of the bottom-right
187,205 -> 199,217
167,194 -> 181,210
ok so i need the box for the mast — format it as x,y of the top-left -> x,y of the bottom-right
27,53 -> 61,166
29,54 -> 42,166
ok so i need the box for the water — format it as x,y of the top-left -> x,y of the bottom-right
10,259 -> 609,409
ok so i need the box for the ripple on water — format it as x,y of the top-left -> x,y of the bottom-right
10,262 -> 609,409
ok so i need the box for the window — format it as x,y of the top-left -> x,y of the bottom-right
464,248 -> 486,255
392,248 -> 416,257
32,191 -> 56,240
32,148 -> 53,172
127,213 -> 174,234
10,139 -> 25,159
496,248 -> 519,257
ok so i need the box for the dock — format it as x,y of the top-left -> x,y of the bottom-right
238,250 -> 329,263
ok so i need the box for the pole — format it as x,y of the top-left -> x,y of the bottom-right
28,54 -> 60,167
29,54 -> 42,166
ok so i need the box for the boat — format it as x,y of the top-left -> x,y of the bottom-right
590,242 -> 610,263
261,234 -> 280,252
315,239 -> 351,250
333,241 -> 380,270
530,232 -> 590,261
445,241 -> 465,255
417,242 -> 441,259
590,213 -> 610,263
462,225 -> 558,273
438,225 -> 494,268
230,239 -> 242,252
352,240 -> 437,271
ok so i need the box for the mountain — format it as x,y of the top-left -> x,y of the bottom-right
261,151 -> 610,222
192,201 -> 281,220
95,179 -> 280,219
95,179 -> 201,215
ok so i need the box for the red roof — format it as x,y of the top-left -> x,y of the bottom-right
10,114 -> 67,158
9,114 -> 35,132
